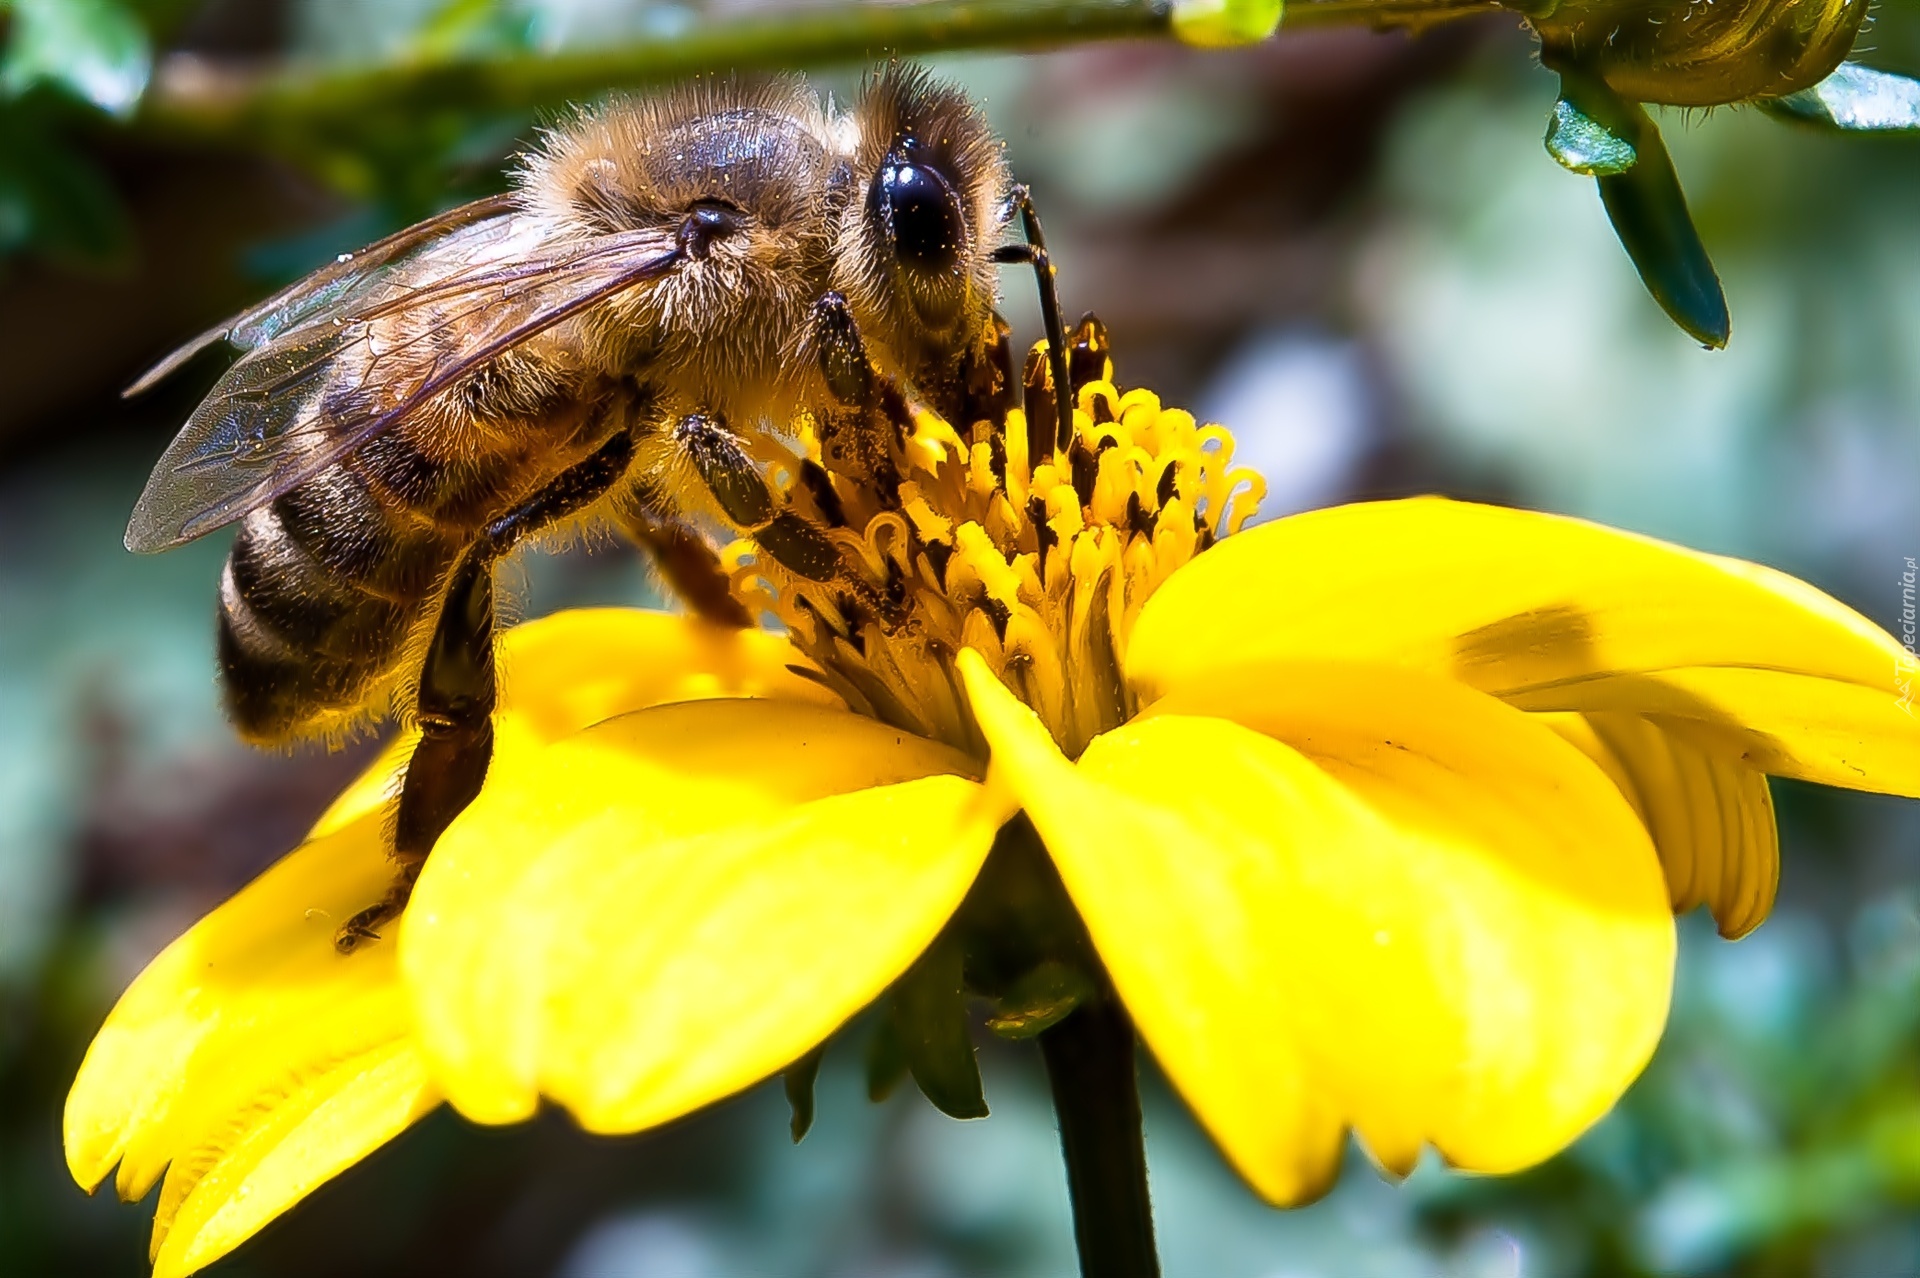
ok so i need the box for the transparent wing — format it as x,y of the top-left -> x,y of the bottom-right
124,193 -> 522,396
125,225 -> 683,552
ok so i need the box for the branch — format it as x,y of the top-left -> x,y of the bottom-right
137,0 -> 1175,145
134,0 -> 1506,154
1281,0 -> 1502,30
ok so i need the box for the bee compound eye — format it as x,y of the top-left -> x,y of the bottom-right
870,155 -> 965,276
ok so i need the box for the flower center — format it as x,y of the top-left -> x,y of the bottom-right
726,319 -> 1265,758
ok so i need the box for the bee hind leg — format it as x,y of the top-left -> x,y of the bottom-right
335,429 -> 637,954
334,544 -> 497,953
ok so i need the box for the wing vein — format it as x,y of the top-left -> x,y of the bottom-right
125,222 -> 683,553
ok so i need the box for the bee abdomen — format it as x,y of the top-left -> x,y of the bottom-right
217,479 -> 456,742
276,455 -> 458,597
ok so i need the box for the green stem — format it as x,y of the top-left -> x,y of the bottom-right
1039,997 -> 1160,1278
135,0 -> 1515,151
1281,0 -> 1503,28
136,0 -> 1173,145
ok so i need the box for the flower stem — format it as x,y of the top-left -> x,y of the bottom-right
1039,997 -> 1160,1278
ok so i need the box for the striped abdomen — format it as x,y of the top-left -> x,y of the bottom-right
215,354 -> 624,743
216,432 -> 470,743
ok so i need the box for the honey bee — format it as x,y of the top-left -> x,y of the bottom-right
125,64 -> 1074,950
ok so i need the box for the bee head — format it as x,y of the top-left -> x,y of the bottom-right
841,64 -> 1010,375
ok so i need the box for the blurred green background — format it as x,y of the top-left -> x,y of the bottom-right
2,2 -> 1918,1275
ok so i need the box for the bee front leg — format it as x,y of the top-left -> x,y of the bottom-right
335,429 -> 636,954
810,290 -> 877,410
993,184 -> 1074,451
807,292 -> 908,501
675,409 -> 914,632
675,411 -> 845,585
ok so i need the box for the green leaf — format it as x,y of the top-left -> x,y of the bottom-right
1544,96 -> 1638,176
0,0 -> 152,117
1594,113 -> 1729,349
0,113 -> 131,266
783,1048 -> 824,1144
1553,63 -> 1729,348
864,1011 -> 908,1104
1760,62 -> 1920,133
889,938 -> 987,1120
985,961 -> 1093,1040
413,0 -> 534,61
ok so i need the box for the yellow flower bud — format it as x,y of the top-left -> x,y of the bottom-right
1172,0 -> 1284,46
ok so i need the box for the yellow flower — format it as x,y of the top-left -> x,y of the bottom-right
67,339 -> 1920,1277
64,612 -> 840,1278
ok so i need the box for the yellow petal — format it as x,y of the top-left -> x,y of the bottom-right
1128,498 -> 1919,796
1541,712 -> 1777,939
311,608 -> 837,839
1510,668 -> 1920,798
959,651 -> 1673,1201
402,698 -> 1007,1130
1144,665 -> 1678,1179
65,816 -> 438,1278
153,1042 -> 431,1278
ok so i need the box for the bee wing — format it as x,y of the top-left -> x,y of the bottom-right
124,193 -> 522,397
125,225 -> 684,553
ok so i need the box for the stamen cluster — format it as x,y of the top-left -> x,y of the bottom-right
728,322 -> 1265,758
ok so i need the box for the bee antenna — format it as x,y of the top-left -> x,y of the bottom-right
994,184 -> 1073,451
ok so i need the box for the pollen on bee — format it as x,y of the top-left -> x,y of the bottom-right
727,326 -> 1264,759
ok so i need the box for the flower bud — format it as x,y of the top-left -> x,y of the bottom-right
1520,0 -> 1869,106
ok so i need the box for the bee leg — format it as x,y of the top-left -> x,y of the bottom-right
811,290 -> 876,410
335,430 -> 637,954
613,485 -> 753,628
674,412 -> 844,585
334,545 -> 496,953
992,185 -> 1074,451
957,311 -> 1019,432
807,292 -> 908,502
